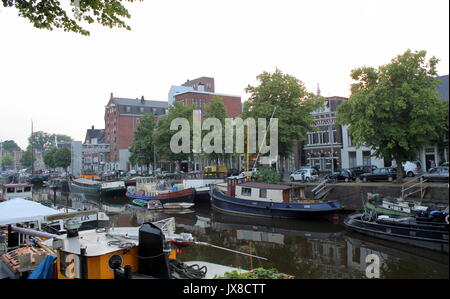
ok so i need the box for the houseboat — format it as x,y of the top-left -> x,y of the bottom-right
0,183 -> 33,201
210,179 -> 342,218
69,178 -> 126,197
126,177 -> 195,204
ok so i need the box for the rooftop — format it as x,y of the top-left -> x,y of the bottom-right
112,97 -> 168,108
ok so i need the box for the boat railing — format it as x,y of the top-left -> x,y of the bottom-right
401,175 -> 428,199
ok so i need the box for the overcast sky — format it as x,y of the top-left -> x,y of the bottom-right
0,0 -> 448,149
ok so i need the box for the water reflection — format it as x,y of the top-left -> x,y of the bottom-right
32,188 -> 449,279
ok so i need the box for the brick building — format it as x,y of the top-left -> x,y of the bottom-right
169,76 -> 242,117
104,93 -> 168,171
303,95 -> 347,173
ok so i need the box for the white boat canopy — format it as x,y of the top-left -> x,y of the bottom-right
0,198 -> 60,226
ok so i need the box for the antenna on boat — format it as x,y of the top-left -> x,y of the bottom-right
193,241 -> 268,261
252,107 -> 277,173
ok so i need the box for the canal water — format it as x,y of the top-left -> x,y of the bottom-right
34,188 -> 449,279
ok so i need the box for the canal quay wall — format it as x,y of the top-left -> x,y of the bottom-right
301,182 -> 449,211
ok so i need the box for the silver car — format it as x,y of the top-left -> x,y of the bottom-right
421,167 -> 449,182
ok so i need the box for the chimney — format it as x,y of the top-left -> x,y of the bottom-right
141,96 -> 145,104
110,92 -> 113,99
91,125 -> 94,130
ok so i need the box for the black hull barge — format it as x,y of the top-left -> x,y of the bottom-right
343,213 -> 449,253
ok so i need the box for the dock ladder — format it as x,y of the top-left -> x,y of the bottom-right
401,175 -> 428,200
312,179 -> 332,200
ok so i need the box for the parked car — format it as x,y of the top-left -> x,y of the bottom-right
421,167 -> 449,182
402,161 -> 423,177
349,165 -> 378,177
229,168 -> 258,179
326,169 -> 356,183
297,165 -> 320,174
359,167 -> 399,182
290,168 -> 319,182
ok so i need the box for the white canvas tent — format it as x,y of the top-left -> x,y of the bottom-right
0,198 -> 60,226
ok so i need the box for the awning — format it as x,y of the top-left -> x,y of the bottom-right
0,198 -> 60,226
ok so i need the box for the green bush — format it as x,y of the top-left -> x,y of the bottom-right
254,167 -> 281,184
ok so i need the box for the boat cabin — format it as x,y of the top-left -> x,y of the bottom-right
232,181 -> 306,203
0,184 -> 33,201
133,177 -> 184,197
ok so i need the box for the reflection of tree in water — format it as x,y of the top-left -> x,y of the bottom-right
380,255 -> 448,279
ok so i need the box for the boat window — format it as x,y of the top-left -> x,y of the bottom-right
24,187 -> 31,192
259,188 -> 267,198
6,188 -> 15,193
241,187 -> 252,196
16,188 -> 23,193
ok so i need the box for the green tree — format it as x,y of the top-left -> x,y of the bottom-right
43,147 -> 58,169
51,134 -> 73,144
28,131 -> 52,152
129,113 -> 157,170
0,140 -> 21,153
254,166 -> 282,184
337,49 -> 448,179
202,96 -> 228,165
1,154 -> 14,170
2,0 -> 142,36
20,148 -> 35,168
153,101 -> 195,164
243,69 -> 323,160
54,147 -> 71,169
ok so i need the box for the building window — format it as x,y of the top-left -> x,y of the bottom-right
139,107 -> 144,113
363,151 -> 371,166
126,106 -> 131,113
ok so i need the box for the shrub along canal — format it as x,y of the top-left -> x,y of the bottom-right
34,188 -> 449,279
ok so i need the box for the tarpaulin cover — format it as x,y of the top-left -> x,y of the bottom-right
28,254 -> 57,279
0,198 -> 60,226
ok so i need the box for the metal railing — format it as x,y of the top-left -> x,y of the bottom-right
401,174 -> 428,199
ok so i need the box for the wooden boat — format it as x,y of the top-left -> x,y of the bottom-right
69,178 -> 126,196
125,177 -> 195,204
210,178 -> 342,219
0,183 -> 33,201
163,202 -> 195,209
343,211 -> 449,253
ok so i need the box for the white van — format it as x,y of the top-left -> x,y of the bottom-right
402,161 -> 423,177
290,168 -> 319,182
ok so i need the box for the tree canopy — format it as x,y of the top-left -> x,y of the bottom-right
0,154 -> 14,170
129,113 -> 157,169
28,131 -> 73,152
202,96 -> 228,164
153,101 -> 195,163
243,69 -> 323,159
43,146 -> 71,169
337,49 -> 448,177
0,140 -> 21,153
2,0 -> 142,36
20,148 -> 35,168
